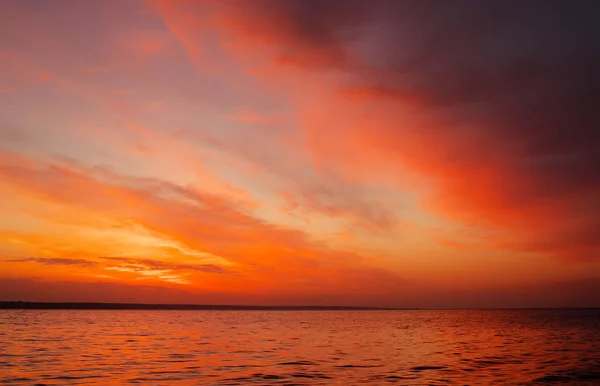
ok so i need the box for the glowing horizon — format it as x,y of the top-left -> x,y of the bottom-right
1,0 -> 599,308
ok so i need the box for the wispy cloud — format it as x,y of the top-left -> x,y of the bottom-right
100,256 -> 231,274
4,255 -> 231,286
7,257 -> 98,268
0,152 -> 403,297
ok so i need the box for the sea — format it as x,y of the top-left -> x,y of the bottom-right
1,309 -> 599,385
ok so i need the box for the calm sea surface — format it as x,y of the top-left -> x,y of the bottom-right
1,310 -> 599,385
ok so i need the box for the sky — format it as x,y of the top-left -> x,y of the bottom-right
1,0 -> 599,308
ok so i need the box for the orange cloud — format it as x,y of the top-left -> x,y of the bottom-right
0,151 -> 404,301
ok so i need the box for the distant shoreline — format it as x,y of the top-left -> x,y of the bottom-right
0,301 -> 413,311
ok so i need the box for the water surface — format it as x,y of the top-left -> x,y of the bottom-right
1,310 -> 599,385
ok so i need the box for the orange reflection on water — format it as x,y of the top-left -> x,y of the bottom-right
2,310 -> 599,385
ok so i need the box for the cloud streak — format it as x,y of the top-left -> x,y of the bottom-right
7,257 -> 98,268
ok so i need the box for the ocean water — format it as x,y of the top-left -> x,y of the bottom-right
1,310 -> 599,385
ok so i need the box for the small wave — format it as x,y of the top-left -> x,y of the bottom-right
369,374 -> 419,382
250,373 -> 285,380
472,359 -> 523,367
145,370 -> 198,375
532,369 -> 600,384
290,372 -> 331,379
533,375 -> 575,383
278,360 -> 318,366
218,364 -> 262,369
335,364 -> 383,368
411,365 -> 447,371
168,353 -> 194,358
45,375 -> 106,380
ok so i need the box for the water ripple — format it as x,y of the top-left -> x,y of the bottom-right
1,309 -> 599,385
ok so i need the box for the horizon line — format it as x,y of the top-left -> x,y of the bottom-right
1,301 -> 598,311
0,301 -> 405,310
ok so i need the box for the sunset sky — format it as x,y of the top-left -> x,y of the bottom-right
1,0 -> 599,308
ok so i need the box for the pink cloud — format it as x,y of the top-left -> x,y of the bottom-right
180,1 -> 600,262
